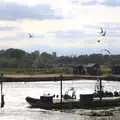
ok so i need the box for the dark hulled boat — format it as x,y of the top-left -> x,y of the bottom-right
25,78 -> 120,110
25,94 -> 120,110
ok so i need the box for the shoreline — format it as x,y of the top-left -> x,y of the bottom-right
2,74 -> 120,82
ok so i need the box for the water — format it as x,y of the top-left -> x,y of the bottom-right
1,80 -> 120,120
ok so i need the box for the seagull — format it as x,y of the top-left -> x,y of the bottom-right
101,31 -> 106,36
99,27 -> 106,37
102,49 -> 111,54
104,49 -> 110,54
100,27 -> 104,34
28,33 -> 33,38
97,40 -> 101,43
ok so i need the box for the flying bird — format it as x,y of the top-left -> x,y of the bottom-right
102,49 -> 111,54
104,49 -> 111,54
100,27 -> 104,34
97,40 -> 101,43
27,33 -> 33,38
99,27 -> 106,37
101,31 -> 106,36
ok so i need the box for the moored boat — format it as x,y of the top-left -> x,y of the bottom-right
25,78 -> 120,110
25,94 -> 120,109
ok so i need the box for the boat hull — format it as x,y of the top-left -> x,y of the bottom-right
25,96 -> 53,109
25,96 -> 120,110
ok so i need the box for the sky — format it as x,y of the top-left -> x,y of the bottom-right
0,0 -> 120,56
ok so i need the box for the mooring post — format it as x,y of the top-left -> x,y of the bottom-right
60,75 -> 63,110
96,65 -> 103,101
99,79 -> 102,101
0,73 -> 4,108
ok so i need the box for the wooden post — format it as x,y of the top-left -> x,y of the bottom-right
60,75 -> 63,110
0,73 -> 4,108
96,66 -> 103,101
99,79 -> 102,101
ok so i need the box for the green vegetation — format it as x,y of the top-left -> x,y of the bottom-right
102,66 -> 112,74
0,67 -> 70,75
0,48 -> 119,75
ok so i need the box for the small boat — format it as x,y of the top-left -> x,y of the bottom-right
25,94 -> 120,110
25,79 -> 120,110
26,87 -> 77,109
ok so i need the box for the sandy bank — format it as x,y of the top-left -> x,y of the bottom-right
1,74 -> 119,82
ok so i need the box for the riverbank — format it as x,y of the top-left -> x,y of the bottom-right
2,74 -> 120,82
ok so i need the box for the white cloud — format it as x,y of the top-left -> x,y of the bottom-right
64,5 -> 120,23
21,19 -> 84,34
81,0 -> 104,4
0,0 -> 120,54
19,4 -> 120,35
3,0 -> 70,7
2,1 -> 120,24
0,20 -> 22,38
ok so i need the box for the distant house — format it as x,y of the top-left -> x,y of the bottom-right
112,66 -> 120,74
85,63 -> 102,75
73,63 -> 102,75
73,65 -> 86,75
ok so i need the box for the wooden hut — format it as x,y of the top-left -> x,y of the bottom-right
86,63 -> 102,75
112,66 -> 120,74
73,65 -> 86,75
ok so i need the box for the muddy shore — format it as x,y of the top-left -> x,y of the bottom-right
1,74 -> 120,82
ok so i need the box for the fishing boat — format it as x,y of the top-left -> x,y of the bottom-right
25,93 -> 120,110
25,87 -> 78,109
25,77 -> 120,110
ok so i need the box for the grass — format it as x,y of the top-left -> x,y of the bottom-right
102,66 -> 112,74
0,67 -> 70,75
0,66 -> 120,79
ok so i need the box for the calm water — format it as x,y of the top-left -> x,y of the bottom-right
1,80 -> 120,120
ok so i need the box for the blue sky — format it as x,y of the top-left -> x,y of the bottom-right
0,0 -> 120,55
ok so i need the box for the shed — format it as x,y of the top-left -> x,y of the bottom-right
72,65 -> 86,75
85,63 -> 102,75
112,66 -> 120,74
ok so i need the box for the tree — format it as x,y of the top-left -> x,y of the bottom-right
31,50 -> 40,59
5,48 -> 26,59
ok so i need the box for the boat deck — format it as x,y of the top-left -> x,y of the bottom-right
53,98 -> 79,103
93,96 -> 120,101
26,96 -> 120,110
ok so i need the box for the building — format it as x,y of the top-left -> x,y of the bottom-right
112,66 -> 120,74
72,65 -> 86,75
73,63 -> 102,75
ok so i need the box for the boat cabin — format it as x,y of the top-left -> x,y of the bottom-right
40,96 -> 53,103
80,94 -> 93,103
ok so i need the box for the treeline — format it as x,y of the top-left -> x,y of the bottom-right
0,48 -> 119,68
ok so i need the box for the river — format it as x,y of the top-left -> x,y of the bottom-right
1,80 -> 120,120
